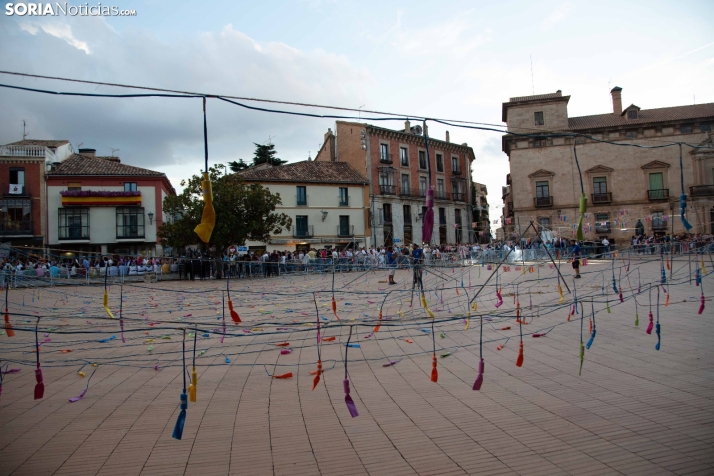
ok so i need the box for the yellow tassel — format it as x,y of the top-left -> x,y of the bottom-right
471,302 -> 477,311
194,172 -> 216,243
702,258 -> 707,275
558,284 -> 564,304
189,367 -> 197,402
464,318 -> 470,331
103,291 -> 115,319
421,295 -> 434,318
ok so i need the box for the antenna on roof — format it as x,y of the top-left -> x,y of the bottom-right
110,147 -> 120,156
22,120 -> 27,140
267,135 -> 275,146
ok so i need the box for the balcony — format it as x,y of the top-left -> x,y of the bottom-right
439,217 -> 447,226
0,145 -> 58,162
452,169 -> 462,176
435,190 -> 450,200
293,225 -> 314,238
337,225 -> 354,237
400,189 -> 425,199
382,214 -> 393,224
379,154 -> 393,165
690,185 -> 714,197
0,199 -> 32,236
296,194 -> 308,206
399,187 -> 411,198
452,192 -> 466,202
534,196 -> 553,208
591,192 -> 612,204
2,183 -> 29,197
648,189 -> 669,201
652,223 -> 668,232
338,196 -> 350,207
379,185 -> 396,195
595,224 -> 611,234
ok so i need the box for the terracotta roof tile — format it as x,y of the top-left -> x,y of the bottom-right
509,91 -> 563,103
7,139 -> 70,147
568,103 -> 714,130
47,154 -> 166,177
238,160 -> 367,184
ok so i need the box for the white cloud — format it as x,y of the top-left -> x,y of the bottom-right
19,21 -> 90,53
541,2 -> 572,31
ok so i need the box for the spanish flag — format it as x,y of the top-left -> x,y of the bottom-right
194,172 -> 215,243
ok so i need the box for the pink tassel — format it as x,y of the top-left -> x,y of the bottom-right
699,294 -> 705,315
646,312 -> 654,334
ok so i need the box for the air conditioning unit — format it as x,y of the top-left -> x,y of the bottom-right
410,125 -> 423,135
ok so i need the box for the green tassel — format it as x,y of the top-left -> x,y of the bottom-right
635,313 -> 639,326
578,342 -> 584,376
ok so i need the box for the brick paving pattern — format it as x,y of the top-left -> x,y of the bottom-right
0,258 -> 712,475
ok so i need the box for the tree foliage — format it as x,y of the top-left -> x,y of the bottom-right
252,143 -> 287,166
158,165 -> 292,253
228,159 -> 250,172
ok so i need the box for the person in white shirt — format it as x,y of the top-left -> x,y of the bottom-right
602,237 -> 610,254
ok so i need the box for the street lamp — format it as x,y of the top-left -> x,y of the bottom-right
148,211 -> 154,225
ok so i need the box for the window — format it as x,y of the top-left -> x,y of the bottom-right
296,186 -> 307,206
419,150 -> 427,169
533,139 -> 544,147
403,204 -> 412,224
124,182 -> 137,192
680,124 -> 693,134
401,174 -> 410,194
627,109 -> 638,119
452,156 -> 459,173
9,168 -> 24,185
419,176 -> 427,196
648,172 -> 665,199
651,211 -> 665,229
596,213 -> 610,233
536,181 -> 549,198
379,169 -> 395,194
339,215 -> 351,236
58,208 -> 88,239
625,131 -> 637,139
421,206 -> 428,220
538,217 -> 551,230
0,199 -> 32,234
437,178 -> 445,198
400,147 -> 408,166
452,180 -> 464,200
534,111 -> 544,126
382,204 -> 392,223
436,154 -> 444,172
701,124 -> 712,132
593,176 -> 607,194
67,182 -> 81,191
380,143 -> 390,163
338,187 -> 348,207
295,215 -> 309,236
438,207 -> 447,225
116,207 -> 145,238
455,209 -> 462,225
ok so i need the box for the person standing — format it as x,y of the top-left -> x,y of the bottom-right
571,240 -> 582,278
602,237 -> 610,255
387,246 -> 397,285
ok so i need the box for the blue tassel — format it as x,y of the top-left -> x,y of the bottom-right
612,277 -> 618,294
661,267 -> 666,285
172,393 -> 188,440
680,194 -> 692,231
586,328 -> 596,349
696,268 -> 701,285
655,323 -> 661,351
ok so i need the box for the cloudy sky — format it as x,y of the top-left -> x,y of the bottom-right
1,0 -> 713,232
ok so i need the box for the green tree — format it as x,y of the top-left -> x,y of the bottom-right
252,143 -> 287,166
228,159 -> 250,172
158,165 -> 292,256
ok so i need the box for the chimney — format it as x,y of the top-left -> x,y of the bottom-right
610,87 -> 623,115
324,128 -> 333,141
445,131 -> 450,143
78,148 -> 96,158
404,120 -> 411,133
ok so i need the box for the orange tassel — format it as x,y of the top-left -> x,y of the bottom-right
516,341 -> 524,367
501,326 -> 511,330
273,372 -> 293,379
331,296 -> 341,321
430,355 -> 438,382
405,338 -> 413,343
455,288 -> 460,295
228,299 -> 241,323
516,302 -> 520,318
373,310 -> 382,333
666,258 -> 671,271
497,344 -> 504,350
322,336 -> 336,342
589,319 -> 593,333
4,308 -> 14,337
312,360 -> 322,390
665,294 -> 669,307
276,342 -> 290,347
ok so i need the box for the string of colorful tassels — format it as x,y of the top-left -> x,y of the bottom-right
4,285 -> 13,337
103,266 -> 115,319
172,328 -> 188,440
579,300 -> 584,376
586,299 -> 596,350
655,287 -> 661,351
119,286 -> 125,343
430,305 -> 438,382
312,294 -> 323,391
226,271 -> 241,323
69,366 -> 97,402
343,326 -> 358,418
189,326 -> 197,402
516,311 -> 524,368
34,316 -> 44,399
646,286 -> 654,334
473,314 -> 484,391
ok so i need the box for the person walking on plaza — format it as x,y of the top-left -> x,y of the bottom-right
387,246 -> 398,285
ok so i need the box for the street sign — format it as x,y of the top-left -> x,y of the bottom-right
228,245 -> 237,254
236,246 -> 248,255
394,238 -> 401,243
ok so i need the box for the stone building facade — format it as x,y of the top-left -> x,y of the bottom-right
501,89 -> 714,242
472,182 -> 490,242
315,121 -> 475,247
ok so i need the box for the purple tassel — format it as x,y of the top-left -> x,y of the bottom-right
343,378 -> 359,418
473,358 -> 484,391
69,387 -> 88,402
382,360 -> 398,367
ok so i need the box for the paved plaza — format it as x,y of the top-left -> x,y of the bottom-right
0,257 -> 713,476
